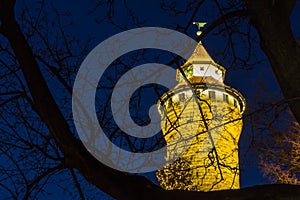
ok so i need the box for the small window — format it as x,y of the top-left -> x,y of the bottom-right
208,91 -> 216,101
200,66 -> 204,70
223,94 -> 229,103
234,99 -> 237,108
179,93 -> 185,102
167,98 -> 173,108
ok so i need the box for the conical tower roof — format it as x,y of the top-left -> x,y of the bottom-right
187,43 -> 214,63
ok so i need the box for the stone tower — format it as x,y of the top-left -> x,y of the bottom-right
156,42 -> 246,191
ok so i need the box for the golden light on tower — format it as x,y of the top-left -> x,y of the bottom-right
156,23 -> 246,192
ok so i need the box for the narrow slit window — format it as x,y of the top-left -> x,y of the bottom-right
234,99 -> 237,108
208,91 -> 216,101
168,98 -> 173,108
179,93 -> 185,102
223,94 -> 229,103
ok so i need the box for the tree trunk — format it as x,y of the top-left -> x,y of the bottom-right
246,0 -> 300,124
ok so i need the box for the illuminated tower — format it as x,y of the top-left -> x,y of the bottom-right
156,39 -> 246,191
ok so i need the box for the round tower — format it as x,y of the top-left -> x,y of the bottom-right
156,42 -> 246,191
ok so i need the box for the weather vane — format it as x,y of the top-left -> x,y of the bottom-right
193,22 -> 206,36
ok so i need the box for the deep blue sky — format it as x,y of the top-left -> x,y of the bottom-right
7,0 -> 300,199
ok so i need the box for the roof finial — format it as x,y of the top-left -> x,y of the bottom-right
193,22 -> 206,36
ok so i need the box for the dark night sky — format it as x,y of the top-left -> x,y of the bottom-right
5,0 -> 300,199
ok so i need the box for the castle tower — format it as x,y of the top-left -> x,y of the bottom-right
156,41 -> 246,191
